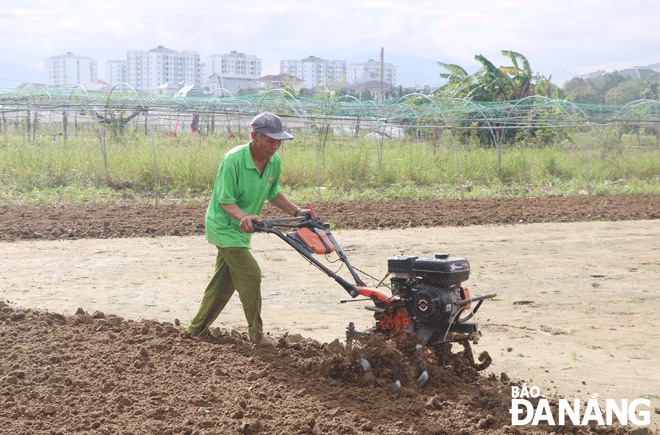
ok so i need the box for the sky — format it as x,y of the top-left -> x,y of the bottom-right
2,0 -> 660,87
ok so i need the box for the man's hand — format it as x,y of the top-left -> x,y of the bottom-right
239,215 -> 261,233
220,204 -> 261,233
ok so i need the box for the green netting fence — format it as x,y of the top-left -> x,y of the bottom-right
2,86 -> 660,202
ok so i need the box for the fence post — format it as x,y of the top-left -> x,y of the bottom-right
63,111 -> 68,142
26,110 -> 31,140
32,111 -> 37,142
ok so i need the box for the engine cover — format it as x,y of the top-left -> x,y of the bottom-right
388,253 -> 470,287
408,286 -> 455,324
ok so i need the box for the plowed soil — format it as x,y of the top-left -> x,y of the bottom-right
2,194 -> 659,241
1,195 -> 660,435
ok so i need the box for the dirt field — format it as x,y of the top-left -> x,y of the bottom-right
1,194 -> 659,242
1,195 -> 659,435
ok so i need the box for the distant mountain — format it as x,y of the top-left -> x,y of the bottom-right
0,60 -> 45,88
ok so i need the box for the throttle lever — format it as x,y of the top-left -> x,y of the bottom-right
308,202 -> 317,219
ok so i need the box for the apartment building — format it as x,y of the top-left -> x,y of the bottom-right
105,60 -> 128,86
204,51 -> 262,94
280,56 -> 346,89
126,46 -> 203,91
347,59 -> 397,86
205,51 -> 262,79
44,52 -> 98,86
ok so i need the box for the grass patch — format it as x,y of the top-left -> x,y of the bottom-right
1,130 -> 660,207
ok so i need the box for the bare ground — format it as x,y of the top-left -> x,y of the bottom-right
1,195 -> 659,435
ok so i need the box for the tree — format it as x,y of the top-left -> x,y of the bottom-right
603,75 -> 660,106
436,51 -> 553,102
437,62 -> 472,95
435,51 -> 559,146
562,72 -> 629,104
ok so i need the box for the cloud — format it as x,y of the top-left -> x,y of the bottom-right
359,0 -> 401,9
224,23 -> 245,34
105,19 -> 124,32
613,13 -> 658,38
2,0 -> 660,86
58,17 -> 83,29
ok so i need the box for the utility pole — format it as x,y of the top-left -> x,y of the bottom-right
379,47 -> 384,103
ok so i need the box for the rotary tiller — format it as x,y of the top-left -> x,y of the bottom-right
253,205 -> 496,369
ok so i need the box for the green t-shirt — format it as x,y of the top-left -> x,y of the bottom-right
205,143 -> 281,248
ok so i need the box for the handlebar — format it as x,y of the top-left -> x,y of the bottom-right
252,215 -> 310,232
252,203 -> 317,232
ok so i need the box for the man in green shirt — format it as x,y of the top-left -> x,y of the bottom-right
188,112 -> 306,346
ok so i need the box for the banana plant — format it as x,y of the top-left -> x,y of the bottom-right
437,51 -> 552,101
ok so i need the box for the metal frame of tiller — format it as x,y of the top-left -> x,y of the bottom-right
253,205 -> 495,350
252,208 -> 364,298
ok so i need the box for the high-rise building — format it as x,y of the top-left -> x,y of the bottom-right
105,60 -> 128,86
126,46 -> 203,91
347,59 -> 397,86
280,56 -> 346,89
204,51 -> 262,94
44,52 -> 98,86
205,51 -> 262,80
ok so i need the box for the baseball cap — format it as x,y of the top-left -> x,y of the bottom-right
251,112 -> 294,140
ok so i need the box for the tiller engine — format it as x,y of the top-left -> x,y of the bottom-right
253,205 -> 496,369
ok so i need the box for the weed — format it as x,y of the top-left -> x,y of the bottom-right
1,131 -> 660,206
